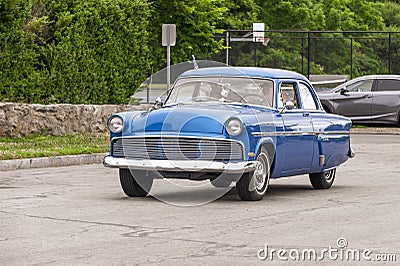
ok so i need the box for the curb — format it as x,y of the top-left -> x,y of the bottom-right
350,128 -> 400,135
0,153 -> 106,171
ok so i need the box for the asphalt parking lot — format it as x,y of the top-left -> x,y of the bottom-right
1,134 -> 399,265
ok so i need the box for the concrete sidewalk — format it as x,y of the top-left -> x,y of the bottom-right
0,153 -> 106,171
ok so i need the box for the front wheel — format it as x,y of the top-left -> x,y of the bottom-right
322,105 -> 331,113
236,148 -> 271,201
309,169 -> 336,189
119,169 -> 153,197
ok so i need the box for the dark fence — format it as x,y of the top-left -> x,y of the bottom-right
210,30 -> 400,80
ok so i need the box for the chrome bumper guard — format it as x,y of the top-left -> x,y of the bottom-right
349,147 -> 356,158
103,156 -> 259,173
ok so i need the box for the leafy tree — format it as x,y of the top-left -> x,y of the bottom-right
218,0 -> 260,29
249,0 -> 387,76
376,1 -> 400,27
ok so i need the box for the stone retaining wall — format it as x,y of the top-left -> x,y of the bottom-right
0,103 -> 149,137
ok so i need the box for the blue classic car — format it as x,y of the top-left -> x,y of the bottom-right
104,67 -> 354,201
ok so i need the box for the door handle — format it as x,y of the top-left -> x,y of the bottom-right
303,113 -> 310,117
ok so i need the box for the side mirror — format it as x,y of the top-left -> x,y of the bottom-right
150,96 -> 164,111
285,100 -> 295,110
155,97 -> 163,107
340,88 -> 349,95
279,100 -> 295,114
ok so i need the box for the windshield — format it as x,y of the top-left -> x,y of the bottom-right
165,77 -> 274,107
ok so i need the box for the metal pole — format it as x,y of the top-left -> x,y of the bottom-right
167,28 -> 171,90
350,38 -> 353,80
226,30 -> 230,66
147,66 -> 153,104
167,45 -> 171,90
301,37 -> 304,75
388,32 -> 392,74
147,75 -> 150,104
307,32 -> 310,78
254,42 -> 257,67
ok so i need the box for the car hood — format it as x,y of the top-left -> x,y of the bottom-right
128,103 -> 261,135
316,89 -> 336,99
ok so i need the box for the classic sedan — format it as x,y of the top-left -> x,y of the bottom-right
318,75 -> 400,125
104,67 -> 354,201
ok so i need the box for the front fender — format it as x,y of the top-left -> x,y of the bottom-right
254,137 -> 275,156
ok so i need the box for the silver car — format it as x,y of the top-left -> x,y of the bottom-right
318,75 -> 400,125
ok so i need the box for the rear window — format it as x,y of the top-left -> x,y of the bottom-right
376,79 -> 400,92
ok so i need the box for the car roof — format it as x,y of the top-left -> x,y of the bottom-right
341,74 -> 400,84
179,67 -> 309,82
333,74 -> 400,91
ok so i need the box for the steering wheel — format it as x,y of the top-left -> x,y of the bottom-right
240,93 -> 268,105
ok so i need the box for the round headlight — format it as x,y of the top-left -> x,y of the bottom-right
226,118 -> 243,136
108,116 -> 124,133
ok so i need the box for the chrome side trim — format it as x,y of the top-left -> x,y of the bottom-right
251,131 -> 350,137
103,156 -> 260,173
350,112 -> 397,121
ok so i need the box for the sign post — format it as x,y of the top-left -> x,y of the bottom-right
162,24 -> 176,90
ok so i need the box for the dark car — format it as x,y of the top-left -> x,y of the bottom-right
318,75 -> 400,125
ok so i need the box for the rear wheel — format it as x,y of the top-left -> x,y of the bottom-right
397,112 -> 400,127
119,169 -> 153,197
236,148 -> 271,201
309,169 -> 336,189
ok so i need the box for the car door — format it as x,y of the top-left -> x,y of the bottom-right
298,82 -> 351,172
278,81 -> 314,175
371,79 -> 400,123
333,79 -> 374,121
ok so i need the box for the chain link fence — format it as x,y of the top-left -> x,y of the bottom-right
211,30 -> 400,80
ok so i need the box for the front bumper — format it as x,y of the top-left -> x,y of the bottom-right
103,156 -> 259,173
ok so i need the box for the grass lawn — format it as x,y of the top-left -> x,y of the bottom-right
0,134 -> 110,160
350,125 -> 368,128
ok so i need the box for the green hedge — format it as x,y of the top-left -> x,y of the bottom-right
0,0 -> 150,104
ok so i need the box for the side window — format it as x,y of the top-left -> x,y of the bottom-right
298,83 -> 318,110
346,80 -> 373,92
278,83 -> 299,109
376,79 -> 400,92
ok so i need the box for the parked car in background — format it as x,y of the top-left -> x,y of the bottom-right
104,67 -> 354,201
318,75 -> 400,125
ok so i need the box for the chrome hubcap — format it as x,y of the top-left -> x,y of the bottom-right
254,153 -> 268,191
324,170 -> 334,182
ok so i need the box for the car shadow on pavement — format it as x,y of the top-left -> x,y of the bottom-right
217,184 -> 315,202
108,183 -> 348,204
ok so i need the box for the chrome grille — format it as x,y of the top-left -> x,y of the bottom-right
111,136 -> 244,162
